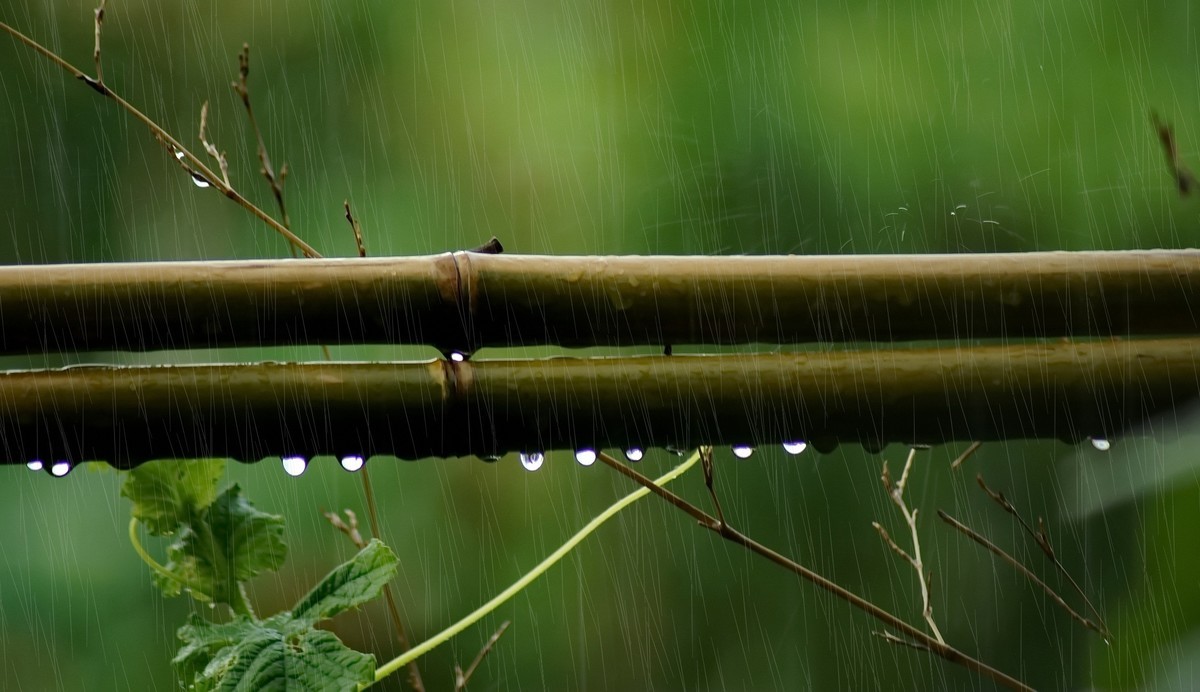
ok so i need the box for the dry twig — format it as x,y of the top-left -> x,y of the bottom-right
950,441 -> 983,470
975,475 -> 1110,639
596,451 -> 1030,691
1153,112 -> 1198,197
344,201 -> 367,258
938,509 -> 1108,640
454,620 -> 511,692
874,448 -> 945,644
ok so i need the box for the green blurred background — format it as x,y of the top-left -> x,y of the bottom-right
1,1 -> 1198,689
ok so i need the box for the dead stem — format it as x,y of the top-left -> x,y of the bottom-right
233,43 -> 292,231
938,509 -> 1108,641
1153,112 -> 1198,196
92,0 -> 106,85
344,201 -> 367,258
0,18 -> 319,257
198,102 -> 231,187
950,441 -> 983,470
699,446 -> 726,527
596,451 -> 1031,691
876,448 -> 945,644
975,475 -> 1110,639
454,620 -> 511,692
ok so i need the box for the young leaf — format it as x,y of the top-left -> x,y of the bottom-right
156,484 -> 286,604
121,459 -> 227,535
175,613 -> 374,691
292,539 -> 399,622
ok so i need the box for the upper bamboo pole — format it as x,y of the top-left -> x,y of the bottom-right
1,251 -> 1198,354
3,338 -> 1196,467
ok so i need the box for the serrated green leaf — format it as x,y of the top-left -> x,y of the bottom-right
292,539 -> 399,623
176,613 -> 374,692
121,459 -> 227,535
157,484 -> 286,605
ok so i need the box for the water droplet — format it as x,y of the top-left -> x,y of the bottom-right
782,441 -> 808,455
731,445 -> 755,459
340,455 -> 365,472
26,459 -> 44,471
49,460 -> 71,477
624,448 -> 644,462
175,150 -> 185,160
190,173 -> 211,188
281,456 -> 308,476
1090,437 -> 1111,452
575,449 -> 597,467
519,452 -> 544,471
480,454 -> 502,463
665,446 -> 687,456
449,351 -> 467,363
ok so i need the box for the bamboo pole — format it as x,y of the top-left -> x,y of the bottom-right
5,338 -> 1197,467
1,251 -> 1198,355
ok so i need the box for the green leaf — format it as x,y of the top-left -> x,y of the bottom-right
292,539 -> 399,622
121,459 -> 227,535
175,614 -> 374,692
158,484 -> 286,605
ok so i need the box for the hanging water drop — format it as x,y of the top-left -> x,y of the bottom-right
480,454 -> 502,463
449,351 -> 467,363
26,459 -> 44,471
575,449 -> 597,467
281,456 -> 308,477
519,452 -> 544,471
665,446 -> 687,456
49,460 -> 71,477
340,455 -> 365,472
782,441 -> 808,455
624,448 -> 644,462
732,445 -> 755,459
1089,437 -> 1111,452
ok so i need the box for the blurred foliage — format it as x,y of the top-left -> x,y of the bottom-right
0,0 -> 1198,689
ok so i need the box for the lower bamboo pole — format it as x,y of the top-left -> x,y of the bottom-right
2,338 -> 1196,467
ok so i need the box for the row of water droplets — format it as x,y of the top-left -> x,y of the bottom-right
24,438 -> 1114,477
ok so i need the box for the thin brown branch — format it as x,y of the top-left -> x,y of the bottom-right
976,475 -> 1110,638
950,441 -> 983,470
873,630 -> 933,653
0,19 -> 319,257
232,43 -> 291,230
344,201 -> 367,258
699,446 -> 726,527
596,451 -> 1031,691
938,510 -> 1108,640
454,620 -> 511,692
878,449 -> 945,644
1153,111 -> 1198,197
358,463 -> 425,692
92,0 -> 106,85
198,102 -> 231,188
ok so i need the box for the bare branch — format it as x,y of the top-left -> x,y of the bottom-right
0,20 -> 320,257
877,449 -> 945,644
700,445 -> 726,527
92,0 -> 106,86
344,200 -> 367,258
597,451 -> 1031,691
976,475 -> 1110,638
950,441 -> 983,470
454,620 -> 511,692
938,510 -> 1108,640
1153,112 -> 1198,197
198,102 -> 231,188
233,43 -> 291,231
